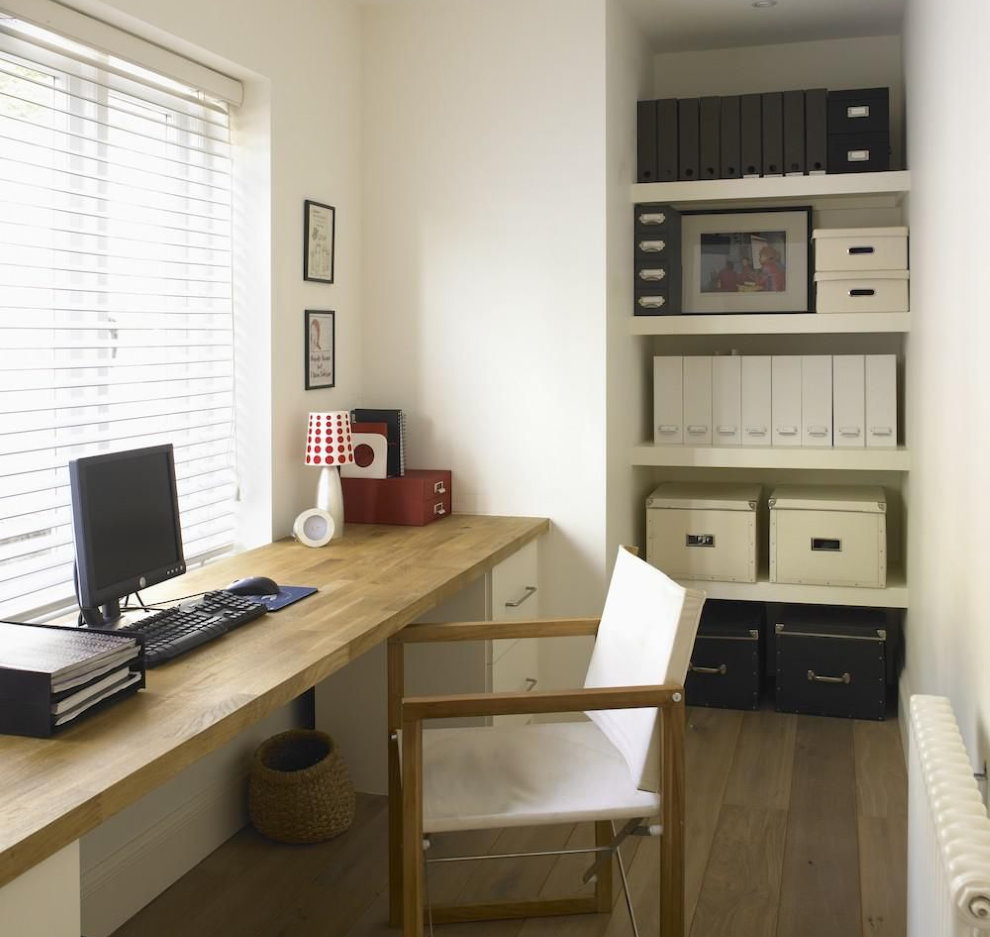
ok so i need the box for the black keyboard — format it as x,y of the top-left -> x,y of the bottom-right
119,591 -> 268,666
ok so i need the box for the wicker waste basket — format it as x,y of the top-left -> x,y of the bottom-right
248,729 -> 355,844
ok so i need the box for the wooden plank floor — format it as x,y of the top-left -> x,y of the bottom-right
110,708 -> 906,937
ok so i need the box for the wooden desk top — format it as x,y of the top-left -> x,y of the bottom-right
0,514 -> 548,889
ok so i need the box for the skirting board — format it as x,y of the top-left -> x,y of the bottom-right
81,770 -> 247,937
80,701 -> 301,937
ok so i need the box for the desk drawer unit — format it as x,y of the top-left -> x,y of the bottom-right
775,605 -> 888,720
647,482 -> 761,583
769,485 -> 886,588
685,600 -> 764,710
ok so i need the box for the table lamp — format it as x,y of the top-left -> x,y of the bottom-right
296,411 -> 354,546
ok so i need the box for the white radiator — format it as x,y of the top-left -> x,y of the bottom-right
908,694 -> 990,937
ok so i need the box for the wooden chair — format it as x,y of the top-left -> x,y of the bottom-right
386,546 -> 705,937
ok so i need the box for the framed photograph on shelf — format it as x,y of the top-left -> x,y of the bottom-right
304,200 -> 335,283
305,309 -> 335,389
680,207 -> 812,314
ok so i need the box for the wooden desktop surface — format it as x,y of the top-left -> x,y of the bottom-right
0,514 -> 548,890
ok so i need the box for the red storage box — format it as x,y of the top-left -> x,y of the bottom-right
341,470 -> 451,526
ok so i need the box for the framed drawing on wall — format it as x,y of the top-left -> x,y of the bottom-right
304,200 -> 335,283
305,309 -> 335,389
680,206 -> 812,314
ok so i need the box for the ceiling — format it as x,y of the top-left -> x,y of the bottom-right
621,0 -> 905,53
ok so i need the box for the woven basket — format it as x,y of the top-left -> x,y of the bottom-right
248,729 -> 355,844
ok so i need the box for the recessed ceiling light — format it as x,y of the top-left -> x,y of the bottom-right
752,0 -> 778,7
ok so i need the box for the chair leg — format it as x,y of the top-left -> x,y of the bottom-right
401,716 -> 424,937
593,820 -> 614,912
614,826 -> 640,937
660,697 -> 687,937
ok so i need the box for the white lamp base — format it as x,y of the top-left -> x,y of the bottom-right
315,465 -> 345,540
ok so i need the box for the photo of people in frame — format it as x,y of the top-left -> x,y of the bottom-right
700,229 -> 787,294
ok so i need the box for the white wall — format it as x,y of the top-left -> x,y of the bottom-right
66,0 -> 365,543
605,0 -> 655,557
902,0 -> 990,768
360,0 -> 610,688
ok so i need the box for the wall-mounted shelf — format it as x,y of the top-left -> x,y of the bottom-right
631,444 -> 910,471
631,170 -> 911,209
629,312 -> 910,336
673,568 -> 908,609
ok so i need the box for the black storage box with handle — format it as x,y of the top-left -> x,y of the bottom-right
685,599 -> 764,710
774,604 -> 893,720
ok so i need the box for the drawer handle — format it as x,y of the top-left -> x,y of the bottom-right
811,537 -> 841,552
637,295 -> 666,308
745,426 -> 767,436
505,585 -> 537,608
846,104 -> 870,118
686,534 -> 715,548
716,425 -> 737,435
638,267 -> 667,281
657,424 -> 680,434
849,288 -> 876,297
689,663 -> 727,676
776,426 -> 798,436
433,502 -> 447,516
871,426 -> 893,436
524,677 -> 538,691
838,426 -> 862,437
847,148 -> 871,162
638,211 -> 666,225
848,246 -> 875,255
807,425 -> 829,436
638,239 -> 666,252
433,481 -> 447,495
808,669 -> 852,685
686,424 -> 708,435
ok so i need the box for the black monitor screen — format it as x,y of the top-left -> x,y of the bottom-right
69,444 -> 186,623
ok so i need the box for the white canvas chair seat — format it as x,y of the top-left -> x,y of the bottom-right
419,720 -> 660,833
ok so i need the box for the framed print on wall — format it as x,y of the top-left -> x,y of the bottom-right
305,310 -> 335,389
680,206 -> 812,314
304,200 -> 335,283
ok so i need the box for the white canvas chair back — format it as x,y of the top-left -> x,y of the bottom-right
583,546 -> 704,792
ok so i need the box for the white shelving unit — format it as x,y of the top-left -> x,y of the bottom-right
631,444 -> 910,471
631,170 -> 911,608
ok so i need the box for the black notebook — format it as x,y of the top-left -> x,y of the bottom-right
350,408 -> 406,477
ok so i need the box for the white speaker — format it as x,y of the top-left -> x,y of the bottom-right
293,508 -> 335,548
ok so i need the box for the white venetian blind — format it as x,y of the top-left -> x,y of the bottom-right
0,11 -> 240,618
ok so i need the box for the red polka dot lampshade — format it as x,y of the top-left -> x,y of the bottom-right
305,411 -> 354,467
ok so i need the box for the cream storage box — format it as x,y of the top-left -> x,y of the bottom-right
814,269 -> 909,314
769,485 -> 887,588
812,226 -> 908,272
646,482 -> 761,583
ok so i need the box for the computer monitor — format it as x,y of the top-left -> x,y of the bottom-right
69,444 -> 186,627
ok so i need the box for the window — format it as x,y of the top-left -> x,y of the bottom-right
0,12 -> 240,618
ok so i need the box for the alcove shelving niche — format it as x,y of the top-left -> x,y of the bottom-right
629,169 -> 911,608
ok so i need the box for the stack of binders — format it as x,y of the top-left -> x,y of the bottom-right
637,86 -> 893,182
0,621 -> 145,737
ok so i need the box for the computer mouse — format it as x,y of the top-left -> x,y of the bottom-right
226,575 -> 280,597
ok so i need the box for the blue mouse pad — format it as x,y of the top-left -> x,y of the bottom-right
256,586 -> 317,612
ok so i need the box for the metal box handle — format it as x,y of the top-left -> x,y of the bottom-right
689,663 -> 727,676
686,534 -> 715,548
807,669 -> 851,685
811,537 -> 841,552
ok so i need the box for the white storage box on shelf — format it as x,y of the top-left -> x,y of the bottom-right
812,225 -> 910,314
814,270 -> 910,314
646,482 -> 761,583
769,485 -> 887,588
812,226 -> 908,272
